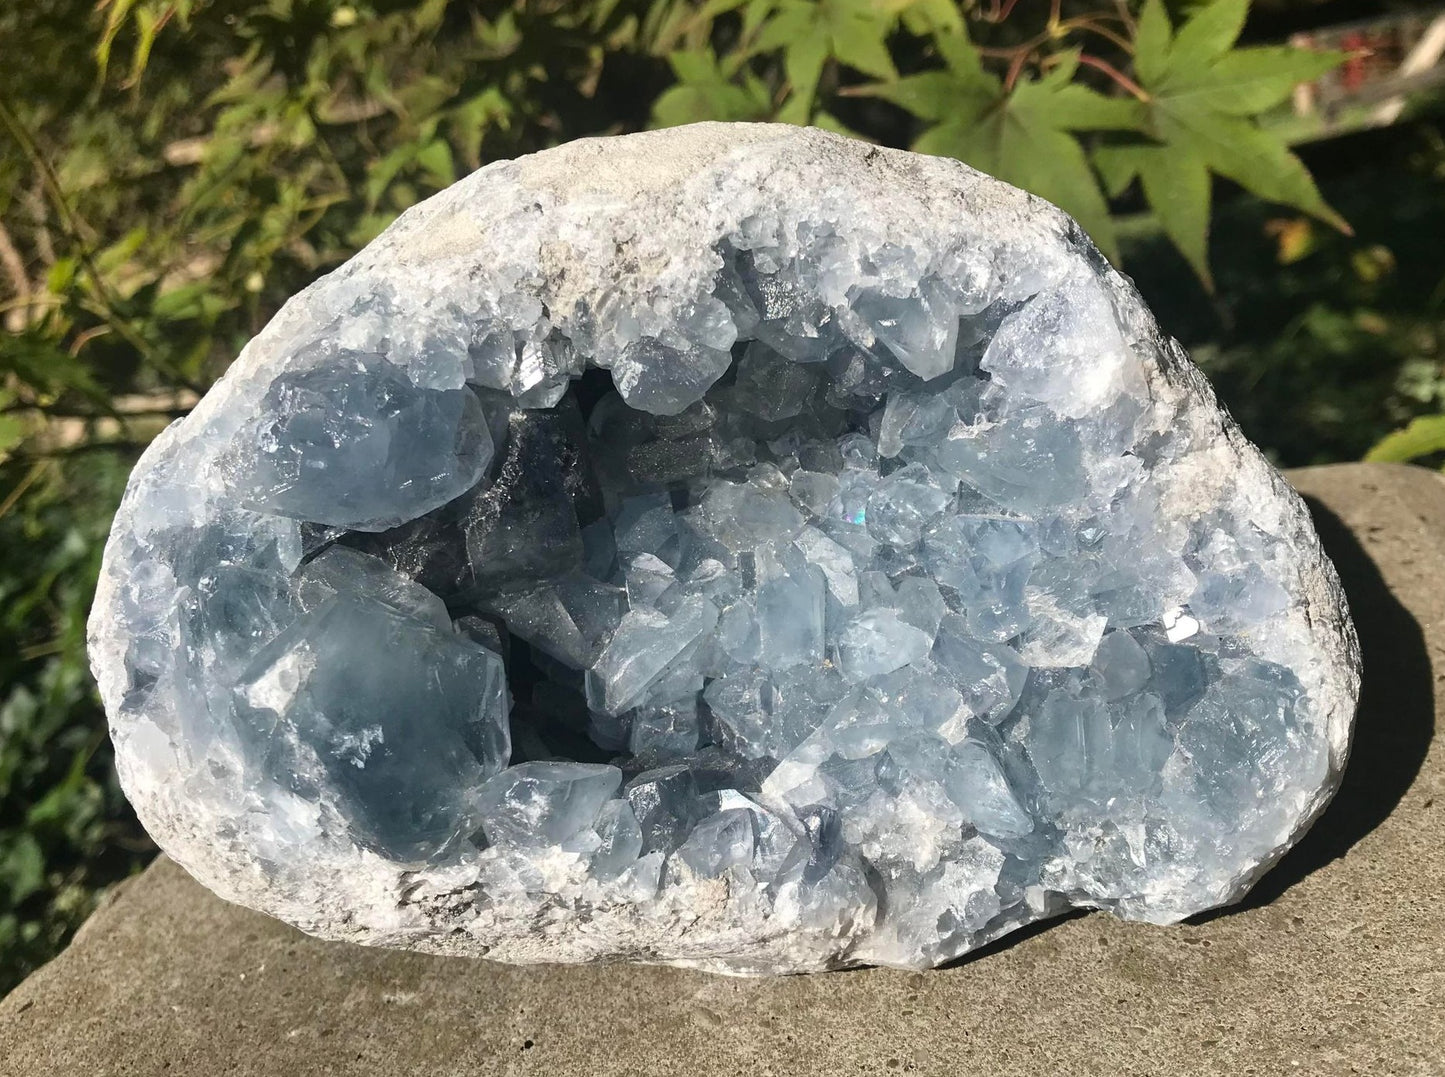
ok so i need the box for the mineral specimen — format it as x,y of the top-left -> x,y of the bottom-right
89,124 -> 1359,975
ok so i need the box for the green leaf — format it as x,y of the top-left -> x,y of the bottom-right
151,280 -> 232,322
125,4 -> 166,86
740,0 -> 775,38
692,0 -> 752,21
1133,0 -> 1172,86
1155,105 -> 1345,232
861,40 -> 1138,262
364,144 -> 418,209
1097,144 -> 1213,287
94,0 -> 142,80
0,415 -> 24,460
1092,143 -> 1139,199
1034,57 -> 1145,131
653,50 -> 773,127
892,0 -> 964,37
828,5 -> 897,80
1365,415 -> 1445,463
782,36 -> 829,120
450,88 -> 513,169
813,110 -> 871,140
669,50 -> 721,84
1170,0 -> 1249,72
415,139 -> 456,189
753,0 -> 899,119
0,833 -> 44,904
865,71 -> 988,122
934,28 -> 991,85
1125,0 -> 1350,283
46,259 -> 78,296
1196,47 -> 1346,115
910,71 -> 1141,262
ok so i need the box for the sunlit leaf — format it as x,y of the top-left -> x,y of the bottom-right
653,50 -> 773,126
753,0 -> 899,119
0,416 -> 24,462
860,36 -> 1138,261
1365,415 -> 1445,463
416,139 -> 456,190
891,0 -> 964,37
1169,0 -> 1249,72
1121,0 -> 1349,285
1096,143 -> 1213,286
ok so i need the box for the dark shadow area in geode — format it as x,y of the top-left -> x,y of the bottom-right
1194,496 -> 1433,919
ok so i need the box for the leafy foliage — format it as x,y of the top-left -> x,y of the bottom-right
1095,0 -> 1344,284
0,454 -> 150,995
1130,124 -> 1445,468
650,0 -> 1348,276
865,42 -> 1142,256
0,0 -> 1435,992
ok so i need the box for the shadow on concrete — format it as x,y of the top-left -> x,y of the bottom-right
1194,495 -> 1436,919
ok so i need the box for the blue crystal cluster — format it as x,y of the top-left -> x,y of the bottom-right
93,211 -> 1336,972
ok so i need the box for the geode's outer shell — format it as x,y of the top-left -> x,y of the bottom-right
89,123 -> 1359,975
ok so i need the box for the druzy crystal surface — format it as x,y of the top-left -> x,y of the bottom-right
89,124 -> 1358,974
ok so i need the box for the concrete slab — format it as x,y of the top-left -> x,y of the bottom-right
2,462 -> 1441,1077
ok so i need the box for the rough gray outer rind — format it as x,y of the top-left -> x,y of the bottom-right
88,122 -> 1360,974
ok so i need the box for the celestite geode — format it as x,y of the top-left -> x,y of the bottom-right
88,124 -> 1359,975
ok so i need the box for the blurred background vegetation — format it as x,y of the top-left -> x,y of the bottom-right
1,0 -> 1443,994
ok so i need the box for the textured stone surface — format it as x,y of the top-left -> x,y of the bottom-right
87,124 -> 1357,974
8,463 -> 1437,1076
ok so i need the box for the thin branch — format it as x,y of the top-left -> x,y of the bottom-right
0,293 -> 61,316
1003,42 -> 1036,92
1074,52 -> 1149,100
25,182 -> 55,266
1113,0 -> 1136,34
980,0 -> 1026,23
1,391 -> 195,419
68,325 -> 113,357
0,218 -> 33,331
0,98 -> 171,372
0,219 -> 31,299
976,44 -> 1033,58
14,439 -> 151,460
160,96 -> 387,167
1060,17 -> 1135,54
0,461 -> 48,521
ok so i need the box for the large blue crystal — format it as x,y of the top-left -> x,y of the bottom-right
233,592 -> 509,860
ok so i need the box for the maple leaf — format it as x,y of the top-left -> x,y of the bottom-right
652,49 -> 774,127
1096,0 -> 1347,287
863,36 -> 1142,262
752,0 -> 900,122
